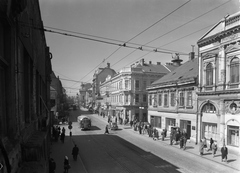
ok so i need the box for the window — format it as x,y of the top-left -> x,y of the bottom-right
143,81 -> 147,90
206,63 -> 213,86
186,91 -> 192,107
164,93 -> 168,107
143,94 -> 147,102
170,93 -> 175,106
125,94 -> 129,103
158,94 -> 162,106
179,92 -> 184,107
149,94 -> 152,106
202,103 -> 216,113
135,80 -> 139,90
119,80 -> 122,89
230,57 -> 239,83
125,80 -> 129,89
202,122 -> 217,140
153,116 -> 161,128
135,94 -> 139,103
153,94 -> 157,107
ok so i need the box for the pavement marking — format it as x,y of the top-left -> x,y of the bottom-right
0,163 -> 3,170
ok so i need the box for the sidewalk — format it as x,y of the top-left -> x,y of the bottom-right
49,134 -> 87,173
96,112 -> 240,172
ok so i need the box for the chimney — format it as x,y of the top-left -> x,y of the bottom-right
189,45 -> 195,60
149,61 -> 152,64
189,52 -> 195,60
107,63 -> 110,68
157,62 -> 161,65
141,59 -> 144,65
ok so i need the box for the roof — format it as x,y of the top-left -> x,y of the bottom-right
141,63 -> 171,73
151,58 -> 198,86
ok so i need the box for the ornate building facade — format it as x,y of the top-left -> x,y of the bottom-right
197,12 -> 240,153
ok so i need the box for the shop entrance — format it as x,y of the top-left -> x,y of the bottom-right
227,125 -> 239,147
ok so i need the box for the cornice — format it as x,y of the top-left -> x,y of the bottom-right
197,89 -> 240,96
198,25 -> 240,47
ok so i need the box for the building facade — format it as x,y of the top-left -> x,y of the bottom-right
92,63 -> 116,107
99,59 -> 177,123
0,1 -> 52,172
147,54 -> 198,141
197,12 -> 240,153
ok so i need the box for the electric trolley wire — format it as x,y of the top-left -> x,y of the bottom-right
72,0 -> 191,85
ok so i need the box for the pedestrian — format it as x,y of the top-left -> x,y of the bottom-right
164,128 -> 167,138
221,145 -> 228,162
161,129 -> 165,141
138,125 -> 142,134
60,132 -> 65,143
49,158 -> 56,173
63,156 -> 70,173
72,144 -> 79,161
104,125 -> 109,134
209,138 -> 214,151
212,141 -> 217,157
62,127 -> 66,134
130,120 -> 133,128
199,140 -> 204,156
170,130 -> 173,145
153,128 -> 159,140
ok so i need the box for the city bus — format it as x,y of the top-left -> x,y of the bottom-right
77,115 -> 91,130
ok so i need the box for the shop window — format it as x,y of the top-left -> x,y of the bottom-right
153,116 -> 161,128
202,122 -> 217,140
230,57 -> 239,83
227,126 -> 239,147
206,63 -> 213,86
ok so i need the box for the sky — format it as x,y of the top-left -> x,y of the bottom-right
39,0 -> 239,96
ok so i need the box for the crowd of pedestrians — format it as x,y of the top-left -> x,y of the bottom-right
130,121 -> 230,164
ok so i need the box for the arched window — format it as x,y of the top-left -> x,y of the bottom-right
230,57 -> 239,83
202,103 -> 216,113
206,63 -> 213,86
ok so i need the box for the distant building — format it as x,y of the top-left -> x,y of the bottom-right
92,63 -> 116,107
79,82 -> 92,107
99,59 -> 178,123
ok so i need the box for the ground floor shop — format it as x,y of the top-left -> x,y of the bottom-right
148,111 -> 196,141
198,98 -> 240,154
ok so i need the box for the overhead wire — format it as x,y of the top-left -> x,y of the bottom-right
71,0 -> 191,85
115,0 -> 232,71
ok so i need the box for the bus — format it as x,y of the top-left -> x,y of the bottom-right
77,115 -> 91,130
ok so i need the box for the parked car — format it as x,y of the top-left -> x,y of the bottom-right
111,122 -> 118,130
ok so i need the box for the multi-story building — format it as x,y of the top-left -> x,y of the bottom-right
0,1 -> 52,172
197,12 -> 240,153
92,63 -> 116,107
79,82 -> 92,107
147,53 -> 198,141
99,59 -> 178,123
